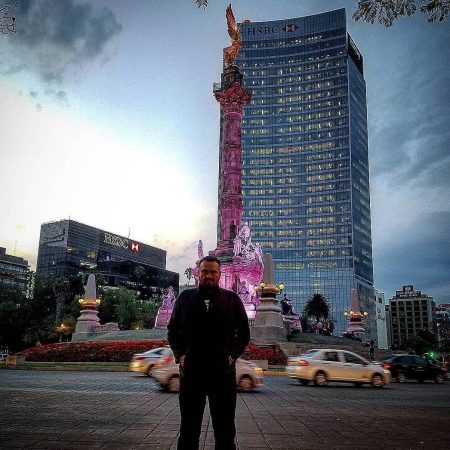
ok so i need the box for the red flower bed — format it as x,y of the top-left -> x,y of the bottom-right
17,340 -> 287,365
17,340 -> 168,362
241,342 -> 287,365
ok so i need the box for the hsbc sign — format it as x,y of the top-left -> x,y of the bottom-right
103,232 -> 140,252
246,23 -> 298,36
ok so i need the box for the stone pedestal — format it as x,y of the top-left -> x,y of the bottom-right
154,309 -> 171,329
72,274 -> 119,342
251,254 -> 286,344
345,288 -> 367,339
72,309 -> 102,342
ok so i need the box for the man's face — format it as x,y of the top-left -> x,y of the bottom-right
199,261 -> 221,288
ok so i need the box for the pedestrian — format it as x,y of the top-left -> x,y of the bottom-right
168,255 -> 250,450
369,338 -> 375,361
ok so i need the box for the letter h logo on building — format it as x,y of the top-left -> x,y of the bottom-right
283,23 -> 298,32
130,242 -> 140,253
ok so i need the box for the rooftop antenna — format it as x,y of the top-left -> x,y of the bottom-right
13,240 -> 17,256
128,227 -> 130,238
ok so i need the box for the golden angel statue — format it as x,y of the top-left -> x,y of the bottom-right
224,4 -> 243,67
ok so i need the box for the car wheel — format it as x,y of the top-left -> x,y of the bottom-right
167,376 -> 180,393
314,371 -> 327,387
435,374 -> 445,384
371,374 -> 384,388
146,365 -> 153,377
397,373 -> 407,383
238,376 -> 254,392
299,379 -> 310,386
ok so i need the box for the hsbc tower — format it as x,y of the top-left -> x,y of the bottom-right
235,9 -> 376,336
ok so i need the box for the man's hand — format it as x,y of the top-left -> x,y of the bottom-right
179,355 -> 185,367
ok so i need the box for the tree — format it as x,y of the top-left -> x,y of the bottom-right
98,288 -> 119,324
53,277 -> 69,325
303,293 -> 330,323
0,282 -> 28,351
52,276 -> 84,324
194,0 -> 449,24
353,0 -> 449,26
403,329 -> 438,354
100,287 -> 141,330
140,299 -> 160,329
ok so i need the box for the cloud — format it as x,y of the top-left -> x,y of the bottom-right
1,0 -> 122,84
370,52 -> 450,191
374,211 -> 450,301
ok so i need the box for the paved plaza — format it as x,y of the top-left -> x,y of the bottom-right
1,370 -> 449,449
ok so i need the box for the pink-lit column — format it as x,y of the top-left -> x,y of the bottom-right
213,66 -> 252,258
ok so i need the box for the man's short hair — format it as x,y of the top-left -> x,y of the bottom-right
199,255 -> 221,267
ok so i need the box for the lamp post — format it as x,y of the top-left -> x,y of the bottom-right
56,323 -> 69,342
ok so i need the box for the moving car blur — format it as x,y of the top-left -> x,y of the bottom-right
151,350 -> 264,393
129,346 -> 173,376
286,348 -> 391,387
380,354 -> 447,384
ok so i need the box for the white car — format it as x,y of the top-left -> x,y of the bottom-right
129,346 -> 173,376
151,351 -> 264,393
286,348 -> 391,388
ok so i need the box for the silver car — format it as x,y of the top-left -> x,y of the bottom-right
151,350 -> 264,393
286,348 -> 391,388
129,346 -> 173,376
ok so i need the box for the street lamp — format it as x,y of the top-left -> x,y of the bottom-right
56,323 -> 69,342
253,282 -> 284,295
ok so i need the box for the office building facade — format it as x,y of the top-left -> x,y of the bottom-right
36,220 -> 179,299
0,247 -> 29,293
235,8 -> 374,333
387,285 -> 436,348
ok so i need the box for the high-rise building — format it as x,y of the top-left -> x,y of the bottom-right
36,219 -> 179,299
0,247 -> 29,293
387,285 -> 436,348
236,9 -> 374,333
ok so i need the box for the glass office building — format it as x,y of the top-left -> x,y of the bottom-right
36,219 -> 179,300
236,9 -> 375,334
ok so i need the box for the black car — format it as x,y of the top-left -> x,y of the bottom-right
381,354 -> 447,384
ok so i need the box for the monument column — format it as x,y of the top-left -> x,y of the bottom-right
213,66 -> 252,258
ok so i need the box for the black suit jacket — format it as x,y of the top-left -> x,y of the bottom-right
167,287 -> 250,372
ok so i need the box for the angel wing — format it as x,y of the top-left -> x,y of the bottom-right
226,4 -> 238,40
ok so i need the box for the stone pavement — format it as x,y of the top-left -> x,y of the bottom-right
1,370 -> 450,449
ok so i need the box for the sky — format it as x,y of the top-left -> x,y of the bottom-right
0,0 -> 449,303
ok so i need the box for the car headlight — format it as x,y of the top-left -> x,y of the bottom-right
255,367 -> 263,373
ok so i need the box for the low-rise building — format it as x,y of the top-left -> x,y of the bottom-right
0,247 -> 29,292
387,285 -> 436,348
